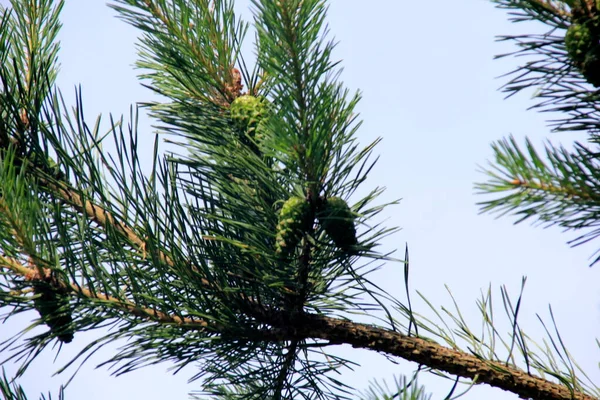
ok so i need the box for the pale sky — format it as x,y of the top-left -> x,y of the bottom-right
2,1 -> 600,399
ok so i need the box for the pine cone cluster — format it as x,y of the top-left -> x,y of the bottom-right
565,1 -> 600,86
274,195 -> 358,257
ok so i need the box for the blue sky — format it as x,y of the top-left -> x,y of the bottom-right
2,1 -> 600,399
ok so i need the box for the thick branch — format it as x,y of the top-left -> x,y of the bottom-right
2,254 -> 592,400
274,313 -> 594,400
1,255 -> 215,329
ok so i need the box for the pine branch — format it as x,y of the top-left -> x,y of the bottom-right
493,0 -> 570,25
111,0 -> 247,106
272,340 -> 299,400
0,368 -> 65,400
490,0 -> 600,133
3,251 -> 594,400
476,0 -> 600,266
252,312 -> 596,400
476,136 -> 600,263
1,256 -> 217,329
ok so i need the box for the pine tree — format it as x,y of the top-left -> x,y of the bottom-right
0,1 -> 598,400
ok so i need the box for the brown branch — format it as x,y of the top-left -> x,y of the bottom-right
37,176 -> 220,283
510,178 -> 595,201
257,312 -> 596,400
1,254 -> 594,400
74,285 -> 211,328
41,179 -> 149,256
272,340 -> 299,400
0,255 -> 29,275
1,255 -> 215,330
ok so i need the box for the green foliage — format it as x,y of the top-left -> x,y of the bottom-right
111,0 -> 247,105
358,376 -> 431,400
0,0 -> 63,171
0,369 -> 65,400
2,1 -> 597,400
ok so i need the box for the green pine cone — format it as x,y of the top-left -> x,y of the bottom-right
275,196 -> 312,256
33,284 -> 74,343
565,23 -> 594,63
581,50 -> 600,86
230,95 -> 270,140
318,197 -> 358,253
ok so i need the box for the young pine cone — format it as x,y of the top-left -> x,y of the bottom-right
33,283 -> 74,343
317,197 -> 358,254
230,95 -> 271,141
275,196 -> 312,257
565,22 -> 600,86
565,23 -> 594,63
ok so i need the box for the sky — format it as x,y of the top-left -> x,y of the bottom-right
1,0 -> 600,399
